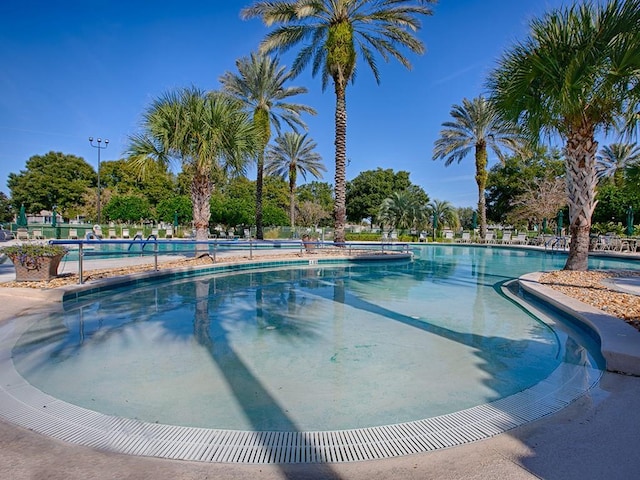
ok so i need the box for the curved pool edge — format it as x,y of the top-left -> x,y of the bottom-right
0,309 -> 601,463
519,272 -> 640,376
0,259 -> 605,464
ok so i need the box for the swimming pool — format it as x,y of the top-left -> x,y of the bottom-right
12,245 -> 627,428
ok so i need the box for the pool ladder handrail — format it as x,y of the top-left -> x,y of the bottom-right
127,233 -> 157,251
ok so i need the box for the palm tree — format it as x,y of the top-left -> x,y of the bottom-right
265,131 -> 326,229
126,87 -> 257,244
428,199 -> 459,236
378,190 -> 426,235
596,143 -> 640,187
220,53 -> 316,239
242,0 -> 436,244
488,0 -> 640,271
432,96 -> 522,238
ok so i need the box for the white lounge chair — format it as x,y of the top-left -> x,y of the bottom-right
32,229 -> 44,240
108,229 -> 117,239
500,232 -> 512,244
17,228 -> 29,241
165,227 -> 173,239
512,233 -> 527,245
122,228 -> 130,239
68,228 -> 78,240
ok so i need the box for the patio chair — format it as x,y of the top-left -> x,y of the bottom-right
108,229 -> 117,239
512,233 -> 527,245
17,228 -> 29,241
122,228 -> 130,239
68,228 -> 78,240
444,231 -> 454,241
93,225 -> 103,239
481,232 -> 495,244
32,229 -> 44,240
459,232 -> 471,243
500,232 -> 512,244
165,227 -> 173,239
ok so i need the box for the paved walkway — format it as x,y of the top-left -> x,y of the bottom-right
1,244 -> 640,479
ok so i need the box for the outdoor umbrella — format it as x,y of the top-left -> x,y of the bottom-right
173,211 -> 179,230
472,211 -> 477,230
627,206 -> 634,236
51,206 -> 57,228
557,210 -> 563,236
542,218 -> 548,233
17,204 -> 27,227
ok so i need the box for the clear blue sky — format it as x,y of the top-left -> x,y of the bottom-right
1,0 -> 579,208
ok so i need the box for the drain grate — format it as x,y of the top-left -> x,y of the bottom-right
0,349 -> 601,463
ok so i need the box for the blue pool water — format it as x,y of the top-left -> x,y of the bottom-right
11,246 -> 634,431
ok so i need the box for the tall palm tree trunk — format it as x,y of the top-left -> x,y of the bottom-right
289,166 -> 296,229
475,143 -> 488,238
333,83 -> 348,245
192,171 -> 212,249
255,151 -> 265,239
564,124 -> 598,271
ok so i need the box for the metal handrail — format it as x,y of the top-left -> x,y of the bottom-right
49,239 -> 412,284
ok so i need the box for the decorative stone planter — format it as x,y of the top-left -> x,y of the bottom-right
9,253 -> 66,282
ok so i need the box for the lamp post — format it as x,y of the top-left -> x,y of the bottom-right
89,137 -> 109,225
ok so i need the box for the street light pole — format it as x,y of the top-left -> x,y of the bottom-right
89,137 -> 109,225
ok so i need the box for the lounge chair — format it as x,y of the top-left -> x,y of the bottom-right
17,228 -> 29,241
458,232 -> 471,243
68,228 -> 78,240
500,232 -> 512,244
93,225 -> 103,239
481,232 -> 495,244
512,233 -> 527,245
165,228 -> 173,239
32,229 -> 44,240
108,229 -> 117,239
444,231 -> 454,241
122,228 -> 130,239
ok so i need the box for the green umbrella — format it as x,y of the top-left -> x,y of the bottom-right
471,211 -> 477,230
173,211 -> 179,229
627,206 -> 634,236
51,206 -> 57,228
542,218 -> 548,233
17,204 -> 27,227
557,210 -> 563,236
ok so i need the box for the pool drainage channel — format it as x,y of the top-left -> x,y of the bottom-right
0,329 -> 601,464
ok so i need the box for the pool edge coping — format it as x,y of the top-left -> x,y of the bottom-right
519,272 -> 640,376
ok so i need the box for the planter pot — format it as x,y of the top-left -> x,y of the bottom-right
9,254 -> 65,282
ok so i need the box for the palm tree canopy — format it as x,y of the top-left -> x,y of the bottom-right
378,190 -> 426,231
265,131 -> 326,181
596,142 -> 640,180
432,96 -> 522,165
428,199 -> 458,230
487,0 -> 640,141
126,87 -> 257,177
219,52 -> 316,138
241,0 -> 436,90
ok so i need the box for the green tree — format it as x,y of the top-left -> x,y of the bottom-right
242,0 -> 436,243
156,195 -> 192,225
432,96 -> 522,238
126,88 -> 257,243
103,195 -> 152,223
488,0 -> 640,270
378,190 -> 426,234
265,132 -> 326,228
428,199 -> 459,235
7,151 -> 95,220
220,53 -> 315,239
297,181 -> 334,215
0,192 -> 13,223
346,168 -> 416,225
100,159 -> 177,207
486,147 -> 565,224
456,206 -> 475,231
596,143 -> 640,187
